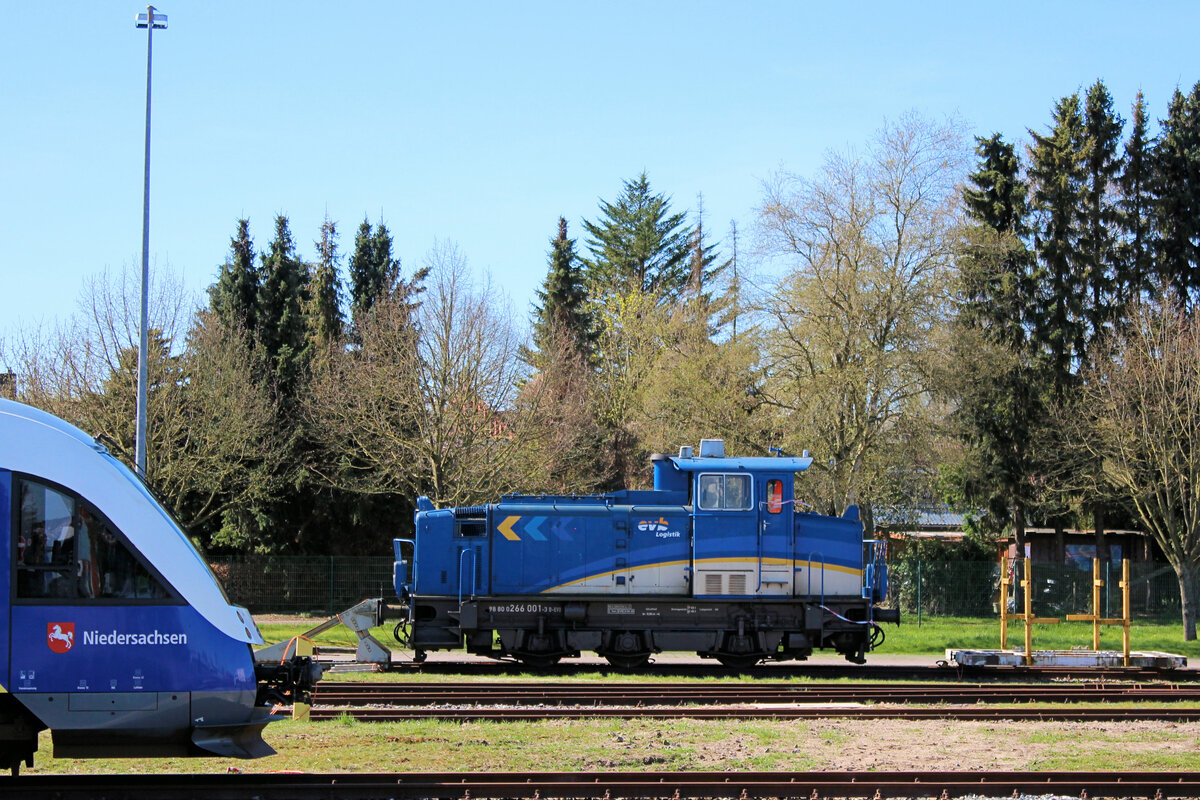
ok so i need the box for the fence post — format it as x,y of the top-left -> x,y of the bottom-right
329,556 -> 336,616
917,559 -> 922,627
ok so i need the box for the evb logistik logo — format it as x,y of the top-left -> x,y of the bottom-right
47,622 -> 75,653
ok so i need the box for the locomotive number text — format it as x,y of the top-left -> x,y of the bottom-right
488,603 -> 560,615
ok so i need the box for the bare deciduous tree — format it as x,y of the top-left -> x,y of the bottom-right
0,266 -> 287,544
1074,303 -> 1200,639
755,113 -> 967,532
307,241 -> 531,507
510,320 -> 613,494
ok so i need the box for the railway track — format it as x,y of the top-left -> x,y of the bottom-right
9,770 -> 1200,799
373,659 -> 1192,682
309,704 -> 1200,721
314,679 -> 1199,706
306,679 -> 1200,722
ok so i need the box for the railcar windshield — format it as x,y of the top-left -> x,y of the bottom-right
95,444 -> 234,606
14,474 -> 174,601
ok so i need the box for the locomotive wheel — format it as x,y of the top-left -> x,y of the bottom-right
599,631 -> 651,669
603,652 -> 651,669
515,653 -> 562,669
714,653 -> 762,670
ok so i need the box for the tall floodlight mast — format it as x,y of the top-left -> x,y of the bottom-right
134,5 -> 166,477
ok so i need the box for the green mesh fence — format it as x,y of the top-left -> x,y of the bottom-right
209,555 -> 395,615
206,554 -> 1184,620
888,559 -> 1182,620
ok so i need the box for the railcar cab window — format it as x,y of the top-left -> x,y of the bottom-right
766,479 -> 783,514
697,474 -> 753,511
13,475 -> 171,601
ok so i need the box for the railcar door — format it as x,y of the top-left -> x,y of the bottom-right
757,473 -> 793,595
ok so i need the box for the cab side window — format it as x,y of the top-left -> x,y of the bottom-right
766,479 -> 783,513
698,474 -> 752,511
14,476 -> 170,601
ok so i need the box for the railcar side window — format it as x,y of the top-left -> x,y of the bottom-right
766,479 -> 783,514
698,474 -> 752,511
14,477 -> 170,601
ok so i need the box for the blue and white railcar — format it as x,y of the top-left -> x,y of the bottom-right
0,399 -> 292,773
394,440 -> 897,669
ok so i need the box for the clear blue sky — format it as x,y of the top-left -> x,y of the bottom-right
2,2 -> 1196,348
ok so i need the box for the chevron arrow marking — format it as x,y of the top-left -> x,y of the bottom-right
498,516 -> 521,541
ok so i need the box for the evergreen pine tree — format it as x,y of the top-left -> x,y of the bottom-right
308,215 -> 345,353
1028,93 -> 1088,396
257,215 -> 310,398
960,133 -> 1033,346
349,218 -> 413,335
371,222 -> 402,296
582,172 -> 692,301
209,219 -> 259,334
1118,91 -> 1156,305
683,195 -> 729,323
348,219 -> 380,331
1079,80 -> 1125,349
954,132 -> 1043,553
1153,82 -> 1200,305
719,220 -> 744,342
529,217 -> 595,365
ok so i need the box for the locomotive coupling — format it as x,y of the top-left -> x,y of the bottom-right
255,655 -> 323,707
875,608 -> 901,625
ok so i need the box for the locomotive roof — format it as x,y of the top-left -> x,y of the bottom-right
0,399 -> 260,645
669,455 -> 814,472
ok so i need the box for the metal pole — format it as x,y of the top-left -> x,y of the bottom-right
999,554 -> 1008,651
1022,558 -> 1033,666
136,5 -> 164,476
916,559 -> 922,627
135,5 -> 154,476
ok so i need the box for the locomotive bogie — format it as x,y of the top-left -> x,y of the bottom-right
408,593 -> 879,667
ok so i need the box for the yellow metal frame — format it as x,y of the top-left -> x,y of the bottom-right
1065,558 -> 1131,667
1000,556 -> 1132,666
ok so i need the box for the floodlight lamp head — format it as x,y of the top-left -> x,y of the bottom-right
135,8 -> 168,29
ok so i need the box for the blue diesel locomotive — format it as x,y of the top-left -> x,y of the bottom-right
0,400 -> 316,773
394,440 -> 897,668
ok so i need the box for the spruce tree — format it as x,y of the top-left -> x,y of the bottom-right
1153,82 -> 1200,305
955,132 -> 1042,554
209,219 -> 259,334
371,222 -> 402,296
960,133 -> 1033,346
683,195 -> 729,329
1079,80 -> 1125,349
257,215 -> 310,398
1118,91 -> 1156,305
529,217 -> 595,365
1028,93 -> 1088,396
582,172 -> 692,301
348,219 -> 381,331
348,218 -> 412,335
719,220 -> 744,342
308,215 -> 345,353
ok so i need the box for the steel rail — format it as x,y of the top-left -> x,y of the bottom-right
8,770 -> 1200,799
313,679 -> 1198,706
376,660 -> 1190,682
308,704 -> 1200,722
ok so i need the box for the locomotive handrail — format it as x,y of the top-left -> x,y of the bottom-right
458,547 -> 477,604
803,551 -> 826,605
